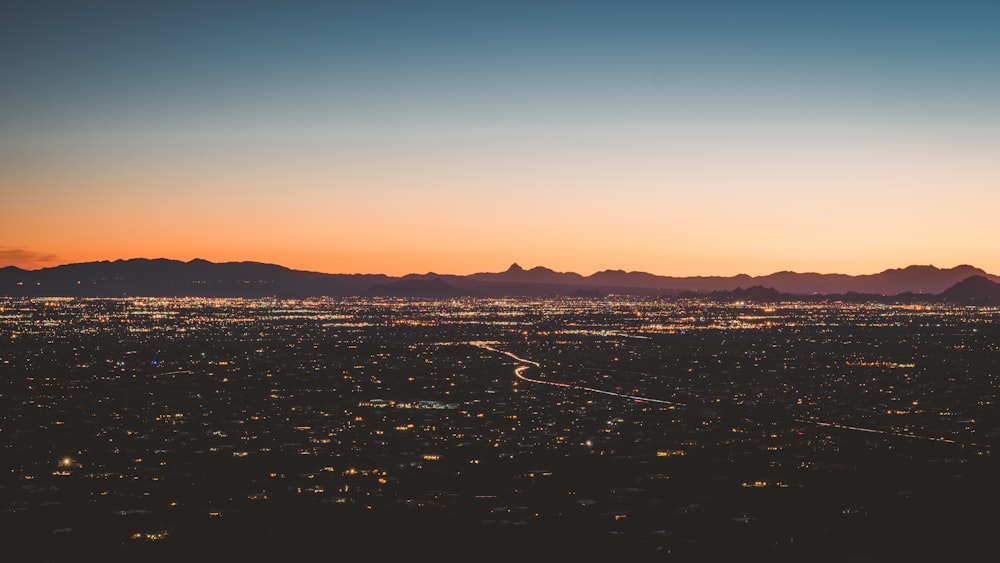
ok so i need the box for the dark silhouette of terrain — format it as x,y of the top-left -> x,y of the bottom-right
938,275 -> 1000,305
0,258 -> 389,298
1,258 -> 998,300
364,278 -> 474,298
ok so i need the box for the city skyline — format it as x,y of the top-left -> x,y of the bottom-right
3,1 -> 999,276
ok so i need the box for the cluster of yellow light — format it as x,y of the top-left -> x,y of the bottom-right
741,481 -> 790,488
847,361 -> 916,369
392,319 -> 438,327
131,530 -> 169,541
358,398 -> 457,410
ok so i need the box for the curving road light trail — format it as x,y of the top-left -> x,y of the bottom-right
474,342 -> 960,444
476,343 -> 686,407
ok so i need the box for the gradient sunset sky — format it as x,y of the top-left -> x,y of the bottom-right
2,0 -> 998,276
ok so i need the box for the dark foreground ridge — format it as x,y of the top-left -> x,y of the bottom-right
2,258 -> 1000,301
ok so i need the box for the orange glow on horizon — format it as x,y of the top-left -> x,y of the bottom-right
3,130 -> 998,277
2,245 -> 997,279
4,2 -> 1000,283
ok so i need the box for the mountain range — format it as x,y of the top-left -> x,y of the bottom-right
2,259 -> 1000,303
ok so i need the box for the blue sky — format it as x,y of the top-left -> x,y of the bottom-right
2,0 -> 999,274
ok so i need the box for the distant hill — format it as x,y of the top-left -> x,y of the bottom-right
470,262 -> 585,284
676,286 -> 783,302
0,258 -> 390,298
753,264 -> 990,295
467,263 -> 995,295
1,258 -> 998,299
675,287 -> 928,305
938,275 -> 1000,305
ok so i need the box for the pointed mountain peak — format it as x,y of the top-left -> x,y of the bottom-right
506,263 -> 524,273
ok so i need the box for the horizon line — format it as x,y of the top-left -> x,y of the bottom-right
1,256 -> 992,280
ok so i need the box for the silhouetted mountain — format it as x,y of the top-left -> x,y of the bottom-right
938,275 -> 1000,305
0,258 -> 390,298
721,286 -> 782,302
364,278 -> 473,298
675,286 -> 927,305
467,264 -> 996,295
2,259 -> 998,299
756,264 -> 990,295
590,269 -> 755,292
470,263 -> 585,284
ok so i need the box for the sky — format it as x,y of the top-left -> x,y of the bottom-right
2,0 -> 999,276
